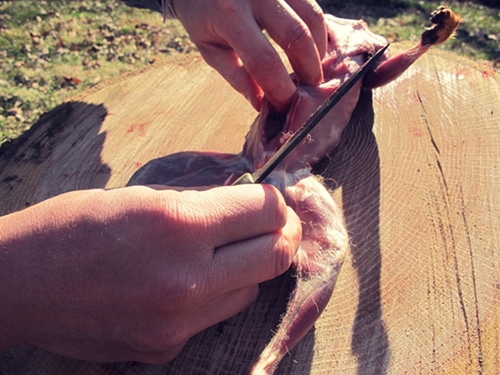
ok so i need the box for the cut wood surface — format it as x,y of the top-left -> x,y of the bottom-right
0,44 -> 498,374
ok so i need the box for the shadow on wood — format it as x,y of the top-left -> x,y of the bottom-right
315,88 -> 389,375
0,101 -> 110,215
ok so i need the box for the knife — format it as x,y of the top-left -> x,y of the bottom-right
232,43 -> 389,185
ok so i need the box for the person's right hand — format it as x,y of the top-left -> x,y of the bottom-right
0,184 -> 301,364
173,0 -> 327,111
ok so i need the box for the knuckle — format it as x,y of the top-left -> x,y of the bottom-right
144,274 -> 199,315
284,22 -> 312,51
213,0 -> 238,13
129,326 -> 189,357
245,47 -> 283,76
306,3 -> 325,25
159,277 -> 200,312
157,327 -> 188,351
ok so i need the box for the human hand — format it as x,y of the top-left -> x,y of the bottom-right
0,184 -> 301,363
173,0 -> 327,111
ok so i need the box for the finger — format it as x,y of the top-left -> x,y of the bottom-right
135,285 -> 258,364
255,0 -> 323,86
197,42 -> 264,111
211,206 -> 302,291
286,0 -> 328,59
201,184 -> 288,248
184,285 -> 259,338
218,15 -> 297,111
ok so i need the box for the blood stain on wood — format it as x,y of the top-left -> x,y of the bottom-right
409,127 -> 424,137
126,121 -> 150,136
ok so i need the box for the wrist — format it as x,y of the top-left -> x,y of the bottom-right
0,190 -> 98,351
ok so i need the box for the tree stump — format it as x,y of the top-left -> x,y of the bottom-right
0,44 -> 498,374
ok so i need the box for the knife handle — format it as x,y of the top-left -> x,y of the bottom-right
231,172 -> 255,185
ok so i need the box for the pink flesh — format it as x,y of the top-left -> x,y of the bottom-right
128,13 -> 439,375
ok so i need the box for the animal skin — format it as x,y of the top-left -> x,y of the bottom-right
128,8 -> 460,374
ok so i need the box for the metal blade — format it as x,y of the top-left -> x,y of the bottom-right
242,43 -> 389,185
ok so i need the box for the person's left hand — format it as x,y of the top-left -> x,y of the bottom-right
173,0 -> 327,111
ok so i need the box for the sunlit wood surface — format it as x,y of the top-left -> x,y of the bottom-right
0,44 -> 498,374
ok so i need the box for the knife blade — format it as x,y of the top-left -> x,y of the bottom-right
232,43 -> 389,185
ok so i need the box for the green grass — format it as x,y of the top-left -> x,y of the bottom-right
321,0 -> 499,63
0,0 -> 193,144
0,0 -> 498,145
